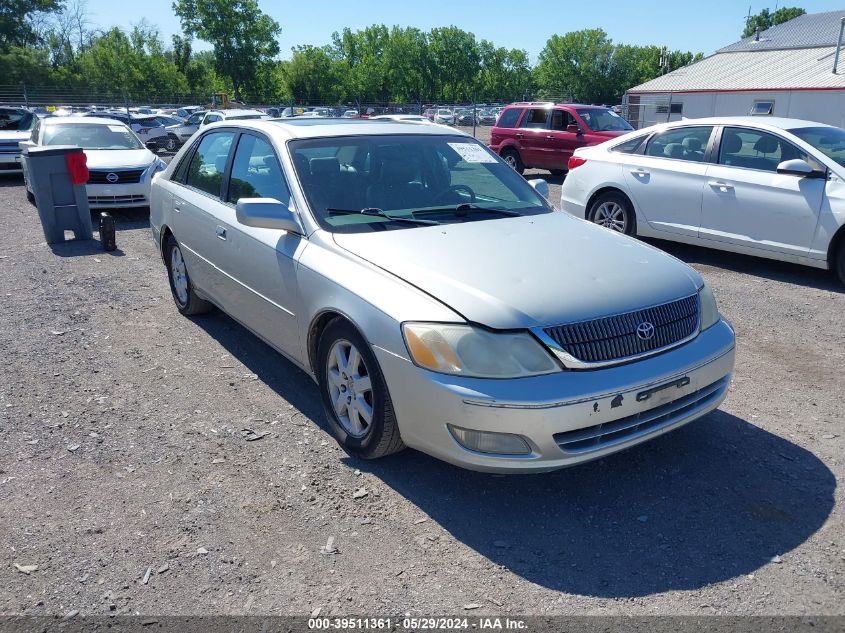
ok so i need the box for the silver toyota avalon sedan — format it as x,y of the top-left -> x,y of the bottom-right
149,119 -> 736,473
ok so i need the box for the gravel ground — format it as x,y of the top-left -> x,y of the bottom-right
0,145 -> 843,620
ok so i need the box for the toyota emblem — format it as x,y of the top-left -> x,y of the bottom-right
636,321 -> 656,341
106,172 -> 119,183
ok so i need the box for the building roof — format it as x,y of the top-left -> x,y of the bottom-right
628,10 -> 845,94
719,10 -> 845,53
630,47 -> 845,92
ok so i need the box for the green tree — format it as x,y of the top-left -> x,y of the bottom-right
284,45 -> 344,104
0,0 -> 64,50
173,0 -> 281,101
742,6 -> 806,38
535,29 -> 616,103
427,26 -> 480,102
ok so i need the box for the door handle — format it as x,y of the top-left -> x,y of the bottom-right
216,226 -> 227,240
173,198 -> 183,213
515,133 -> 524,138
631,168 -> 650,176
708,181 -> 734,191
546,135 -> 555,139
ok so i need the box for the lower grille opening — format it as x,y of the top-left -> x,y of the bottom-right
88,194 -> 147,205
554,377 -> 729,454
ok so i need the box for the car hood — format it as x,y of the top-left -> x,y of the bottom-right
333,213 -> 702,329
83,149 -> 157,170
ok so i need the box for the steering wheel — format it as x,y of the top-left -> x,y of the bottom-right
433,184 -> 476,204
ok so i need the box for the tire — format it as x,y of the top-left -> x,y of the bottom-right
501,148 -> 524,175
26,189 -> 35,205
588,191 -> 637,236
550,169 -> 566,177
164,135 -> 178,152
164,235 -> 213,315
835,242 -> 845,286
317,318 -> 404,460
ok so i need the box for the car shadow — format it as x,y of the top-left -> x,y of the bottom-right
90,207 -> 151,232
644,237 -> 842,293
189,310 -> 835,599
48,239 -> 124,258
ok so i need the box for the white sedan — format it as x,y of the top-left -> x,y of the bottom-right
21,116 -> 166,209
560,116 -> 845,284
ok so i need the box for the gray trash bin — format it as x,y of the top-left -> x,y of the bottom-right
22,145 -> 93,244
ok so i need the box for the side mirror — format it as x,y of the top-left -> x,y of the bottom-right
236,198 -> 303,234
776,159 -> 825,178
528,178 -> 550,199
566,124 -> 581,135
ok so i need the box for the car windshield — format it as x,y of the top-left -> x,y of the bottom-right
42,123 -> 144,150
788,126 -> 845,168
290,134 -> 552,233
576,108 -> 633,132
0,109 -> 35,131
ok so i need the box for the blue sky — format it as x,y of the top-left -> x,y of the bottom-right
84,0 -> 845,62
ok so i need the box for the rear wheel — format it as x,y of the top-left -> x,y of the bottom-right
164,235 -> 213,315
164,135 -> 178,152
589,191 -> 637,236
835,241 -> 845,286
549,169 -> 566,178
501,148 -> 524,175
317,319 -> 404,459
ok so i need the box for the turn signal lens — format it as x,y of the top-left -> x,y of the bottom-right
448,425 -> 532,455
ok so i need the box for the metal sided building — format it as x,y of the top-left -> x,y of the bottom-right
624,10 -> 845,129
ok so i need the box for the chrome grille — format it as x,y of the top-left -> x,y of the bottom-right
554,376 -> 728,454
88,169 -> 144,184
88,194 -> 147,205
543,295 -> 699,365
0,143 -> 20,154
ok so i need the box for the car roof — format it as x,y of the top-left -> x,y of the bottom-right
649,116 -> 837,133
203,118 -> 473,139
42,116 -> 126,126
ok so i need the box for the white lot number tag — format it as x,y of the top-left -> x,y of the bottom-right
448,142 -> 497,163
108,125 -> 125,133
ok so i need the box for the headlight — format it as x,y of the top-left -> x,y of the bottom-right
698,283 -> 720,331
402,323 -> 560,378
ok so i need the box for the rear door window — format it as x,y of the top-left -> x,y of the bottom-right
184,131 -> 236,197
519,109 -> 550,129
644,126 -> 714,162
496,108 -> 523,129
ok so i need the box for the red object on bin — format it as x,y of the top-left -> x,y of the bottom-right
65,152 -> 89,185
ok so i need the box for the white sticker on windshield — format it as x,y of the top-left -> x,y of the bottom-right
107,125 -> 125,132
447,142 -> 497,163
608,111 -> 621,118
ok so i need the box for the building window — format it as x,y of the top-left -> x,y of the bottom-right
670,102 -> 683,114
751,100 -> 774,116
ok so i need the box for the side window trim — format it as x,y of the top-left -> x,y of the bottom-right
171,138 -> 200,184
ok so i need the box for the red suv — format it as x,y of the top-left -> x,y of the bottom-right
489,103 -> 634,175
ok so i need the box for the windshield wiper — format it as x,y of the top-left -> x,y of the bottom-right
419,203 -> 522,217
326,207 -> 440,226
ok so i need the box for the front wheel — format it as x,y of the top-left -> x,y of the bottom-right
317,319 -> 404,459
589,192 -> 637,236
164,135 -> 178,152
165,235 -> 213,315
500,149 -> 524,175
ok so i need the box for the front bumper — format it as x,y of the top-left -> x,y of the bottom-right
86,180 -> 151,209
373,319 -> 735,473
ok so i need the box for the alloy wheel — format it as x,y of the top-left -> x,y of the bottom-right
326,339 -> 374,438
170,246 -> 189,306
593,201 -> 627,233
